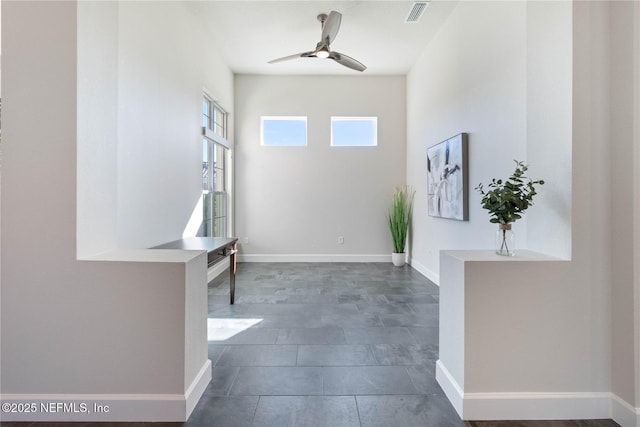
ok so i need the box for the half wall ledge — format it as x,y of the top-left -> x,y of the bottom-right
1,249 -> 211,422
436,249 -> 614,421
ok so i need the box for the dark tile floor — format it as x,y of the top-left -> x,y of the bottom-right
186,262 -> 620,427
1,263 -> 619,427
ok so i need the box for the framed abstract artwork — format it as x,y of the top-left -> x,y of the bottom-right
427,133 -> 469,221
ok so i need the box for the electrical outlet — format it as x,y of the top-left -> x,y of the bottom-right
243,237 -> 249,244
338,236 -> 345,245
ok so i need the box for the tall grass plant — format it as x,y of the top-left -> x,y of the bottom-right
388,186 -> 415,254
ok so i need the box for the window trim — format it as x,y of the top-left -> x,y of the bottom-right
202,92 -> 231,238
203,93 -> 232,149
203,127 -> 233,150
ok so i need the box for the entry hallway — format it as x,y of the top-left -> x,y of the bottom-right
186,262 -> 619,427
0,263 -> 620,427
0,263 -> 618,427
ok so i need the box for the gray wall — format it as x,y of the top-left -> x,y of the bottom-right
234,75 -> 406,261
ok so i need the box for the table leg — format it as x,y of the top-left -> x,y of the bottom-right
229,243 -> 237,304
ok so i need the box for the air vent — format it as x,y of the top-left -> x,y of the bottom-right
405,2 -> 429,23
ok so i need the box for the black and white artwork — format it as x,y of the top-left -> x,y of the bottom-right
427,133 -> 468,221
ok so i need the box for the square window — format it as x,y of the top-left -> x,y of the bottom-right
331,117 -> 378,147
261,116 -> 307,146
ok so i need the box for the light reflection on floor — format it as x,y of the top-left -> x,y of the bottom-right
207,318 -> 263,341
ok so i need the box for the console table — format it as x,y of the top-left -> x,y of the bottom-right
153,237 -> 239,304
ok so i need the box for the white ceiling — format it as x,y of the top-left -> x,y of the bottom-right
194,1 -> 457,75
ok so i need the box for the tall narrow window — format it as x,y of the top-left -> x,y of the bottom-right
202,94 -> 231,237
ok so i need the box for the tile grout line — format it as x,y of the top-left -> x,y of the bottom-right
211,345 -> 227,367
250,395 -> 261,427
225,366 -> 242,397
370,343 -> 381,365
354,395 -> 364,427
404,365 -> 421,395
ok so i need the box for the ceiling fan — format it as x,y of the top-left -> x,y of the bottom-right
268,11 -> 367,72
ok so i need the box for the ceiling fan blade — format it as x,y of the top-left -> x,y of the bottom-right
329,51 -> 366,72
268,51 -> 315,64
321,11 -> 342,44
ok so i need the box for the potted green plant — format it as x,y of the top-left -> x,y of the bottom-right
388,186 -> 415,266
475,161 -> 544,256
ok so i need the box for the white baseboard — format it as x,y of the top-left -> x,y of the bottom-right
436,359 -> 629,422
237,254 -> 392,263
207,258 -> 230,283
408,257 -> 440,285
462,391 -> 612,421
435,359 -> 464,417
0,361 -> 212,422
185,360 -> 212,419
611,393 -> 640,427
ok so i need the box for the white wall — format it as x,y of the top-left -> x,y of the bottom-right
77,0 -> 119,257
77,1 -> 235,256
115,1 -> 202,248
438,251 -> 607,420
608,1 -> 640,423
525,1 -> 573,259
571,8 -> 613,399
234,75 -> 406,261
635,0 -> 640,413
407,1 -> 529,282
407,0 -> 639,423
115,2 -> 234,249
2,0 -> 234,421
610,0 -> 636,409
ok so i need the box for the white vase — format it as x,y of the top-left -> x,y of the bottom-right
391,252 -> 406,267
